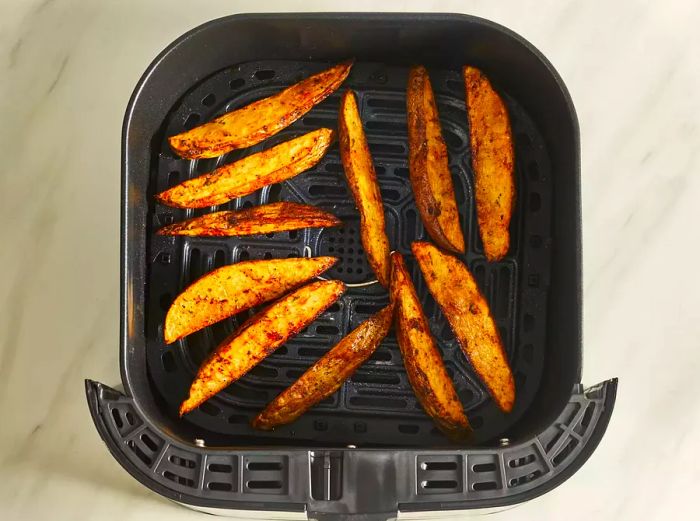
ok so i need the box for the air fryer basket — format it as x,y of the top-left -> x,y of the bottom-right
87,13 -> 617,520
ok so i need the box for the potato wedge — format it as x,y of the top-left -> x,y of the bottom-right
407,66 -> 465,254
390,252 -> 471,440
180,280 -> 345,415
157,128 -> 334,209
164,257 -> 337,344
463,66 -> 515,262
169,61 -> 353,159
338,90 -> 391,287
412,241 -> 515,412
157,202 -> 341,237
252,304 -> 394,430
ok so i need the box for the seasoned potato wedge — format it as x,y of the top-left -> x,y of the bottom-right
338,90 -> 391,287
180,280 -> 345,415
463,66 -> 515,262
252,304 -> 394,430
412,241 -> 515,412
407,66 -> 465,254
163,257 -> 337,344
390,252 -> 471,440
169,61 -> 353,159
157,128 -> 334,209
157,202 -> 341,237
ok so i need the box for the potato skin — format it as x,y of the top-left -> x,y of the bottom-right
157,202 -> 341,237
163,257 -> 337,344
412,241 -> 515,412
180,280 -> 346,416
407,66 -> 465,254
157,128 -> 334,209
390,252 -> 471,440
338,90 -> 391,287
252,304 -> 394,430
463,66 -> 515,262
169,61 -> 353,159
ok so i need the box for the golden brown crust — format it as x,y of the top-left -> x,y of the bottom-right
168,61 -> 353,159
338,90 -> 392,287
407,66 -> 465,254
463,66 -> 515,262
157,128 -> 334,208
157,202 -> 341,237
180,280 -> 346,415
412,241 -> 515,412
390,252 -> 471,440
163,257 -> 337,344
252,304 -> 394,430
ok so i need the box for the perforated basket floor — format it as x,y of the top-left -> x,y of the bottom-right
146,60 -> 552,446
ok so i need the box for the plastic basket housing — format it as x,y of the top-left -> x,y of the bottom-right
86,12 -> 617,520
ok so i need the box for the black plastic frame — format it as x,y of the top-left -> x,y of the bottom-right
86,12 -> 617,519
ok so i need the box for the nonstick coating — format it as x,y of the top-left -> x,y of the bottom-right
145,60 -> 552,446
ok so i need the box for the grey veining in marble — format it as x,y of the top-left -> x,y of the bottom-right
1,0 -> 699,520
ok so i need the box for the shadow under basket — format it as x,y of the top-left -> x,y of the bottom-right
87,12 -> 617,520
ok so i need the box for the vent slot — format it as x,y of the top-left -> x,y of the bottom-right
247,480 -> 282,489
163,471 -> 195,488
209,463 -> 233,473
422,480 -> 458,489
472,481 -> 498,491
509,470 -> 543,487
552,437 -> 579,467
247,461 -> 282,471
509,454 -> 536,468
208,482 -> 232,491
169,455 -> 196,469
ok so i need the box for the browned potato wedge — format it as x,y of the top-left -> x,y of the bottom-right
169,61 -> 353,159
252,304 -> 394,430
407,66 -> 465,254
390,252 -> 471,440
463,66 -> 515,262
338,90 -> 391,287
157,202 -> 341,237
412,241 -> 515,412
180,280 -> 345,415
157,128 -> 334,209
164,257 -> 337,344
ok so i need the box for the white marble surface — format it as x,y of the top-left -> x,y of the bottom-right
1,0 -> 699,519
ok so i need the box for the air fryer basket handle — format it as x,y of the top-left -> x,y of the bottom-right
86,378 -> 616,519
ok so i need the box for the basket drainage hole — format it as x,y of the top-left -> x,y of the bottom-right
472,463 -> 496,473
509,454 -> 536,468
208,482 -> 232,491
164,471 -> 194,487
229,78 -> 245,90
254,69 -> 275,80
140,433 -> 159,452
201,93 -> 216,107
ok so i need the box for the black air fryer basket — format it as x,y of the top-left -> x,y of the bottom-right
87,13 -> 617,520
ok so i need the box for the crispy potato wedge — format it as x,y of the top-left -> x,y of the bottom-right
252,304 -> 394,430
390,252 -> 471,440
157,202 -> 341,237
412,241 -> 515,412
180,280 -> 345,415
163,257 -> 337,344
407,66 -> 465,254
157,128 -> 334,209
463,66 -> 515,262
169,61 -> 353,159
338,90 -> 391,287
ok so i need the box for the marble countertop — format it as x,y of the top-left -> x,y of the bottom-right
1,0 -> 699,519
